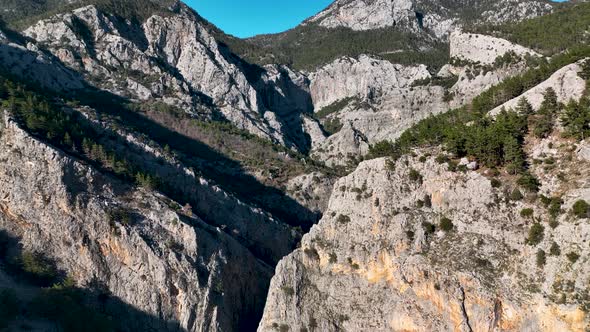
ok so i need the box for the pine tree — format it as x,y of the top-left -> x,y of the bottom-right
503,136 -> 526,174
561,98 -> 590,140
516,97 -> 534,116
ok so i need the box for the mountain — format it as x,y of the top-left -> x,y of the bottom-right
237,0 -> 554,71
259,2 -> 590,330
0,0 -> 589,331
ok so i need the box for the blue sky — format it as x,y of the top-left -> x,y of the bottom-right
186,0 -> 333,38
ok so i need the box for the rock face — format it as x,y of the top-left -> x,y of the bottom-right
449,30 -> 540,65
259,147 -> 590,331
307,55 -> 447,166
307,30 -> 537,167
19,3 -> 319,152
308,0 -> 420,32
0,112 -> 272,331
306,0 -> 552,39
309,55 -> 431,110
490,60 -> 588,115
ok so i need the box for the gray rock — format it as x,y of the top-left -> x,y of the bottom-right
0,112 -> 272,331
260,150 -> 590,331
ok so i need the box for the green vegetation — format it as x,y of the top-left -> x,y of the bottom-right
0,77 -> 163,192
526,223 -> 544,246
536,249 -> 546,267
549,242 -> 561,256
337,214 -> 351,224
566,251 -> 580,263
520,208 -> 534,219
517,172 -> 541,193
531,88 -> 559,138
19,251 -> 59,286
561,98 -> 590,140
29,280 -> 115,332
1,0 -> 176,30
439,217 -> 453,232
471,2 -> 590,56
223,23 -> 450,71
367,42 -> 590,180
408,169 -> 423,184
315,97 -> 355,119
510,189 -> 524,201
572,200 -> 590,219
422,221 -> 436,235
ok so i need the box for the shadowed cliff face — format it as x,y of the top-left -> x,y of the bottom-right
0,111 -> 274,331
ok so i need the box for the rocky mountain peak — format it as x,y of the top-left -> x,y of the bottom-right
306,0 -> 553,39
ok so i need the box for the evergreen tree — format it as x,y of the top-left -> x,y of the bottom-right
503,136 -> 526,174
561,98 -> 590,140
516,97 -> 534,116
531,88 -> 560,138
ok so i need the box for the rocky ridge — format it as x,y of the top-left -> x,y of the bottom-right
18,3 -> 320,152
307,0 -> 553,38
308,30 -> 539,167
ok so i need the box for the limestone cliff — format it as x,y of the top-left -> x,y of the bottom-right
260,147 -> 590,332
0,111 -> 271,331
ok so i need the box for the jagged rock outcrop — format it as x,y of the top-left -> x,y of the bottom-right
306,0 -> 552,39
19,3 -> 319,152
286,172 -> 337,218
259,147 -> 590,331
308,0 -> 421,33
307,55 -> 447,166
309,55 -> 431,110
0,111 -> 273,331
74,105 -> 299,265
0,33 -> 85,91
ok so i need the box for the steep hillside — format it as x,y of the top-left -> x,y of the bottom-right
242,0 -> 554,71
259,4 -> 590,330
1,0 -> 588,331
260,58 -> 590,331
470,0 -> 590,56
1,1 -> 324,153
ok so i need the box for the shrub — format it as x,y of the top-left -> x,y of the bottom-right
510,188 -> 524,201
329,252 -> 337,263
108,208 -> 132,226
19,252 -> 58,286
281,286 -> 294,296
408,168 -> 423,184
304,247 -> 320,261
422,221 -> 436,234
336,214 -> 351,224
440,217 -> 454,232
490,178 -> 502,188
566,251 -> 580,263
572,200 -> 590,218
435,155 -> 449,164
517,172 -> 541,192
520,208 -> 534,218
536,250 -> 546,267
548,197 -> 563,218
549,242 -> 561,256
526,223 -> 544,246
